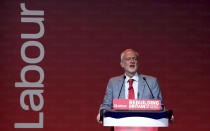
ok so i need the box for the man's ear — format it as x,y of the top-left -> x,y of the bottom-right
120,61 -> 124,68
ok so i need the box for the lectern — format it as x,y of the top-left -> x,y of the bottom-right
100,99 -> 173,131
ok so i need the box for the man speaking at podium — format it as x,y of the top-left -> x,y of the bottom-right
97,49 -> 164,123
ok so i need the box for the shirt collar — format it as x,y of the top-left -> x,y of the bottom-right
125,72 -> 139,82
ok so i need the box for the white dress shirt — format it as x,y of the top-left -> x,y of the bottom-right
124,73 -> 139,99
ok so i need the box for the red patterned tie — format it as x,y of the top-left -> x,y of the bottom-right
128,79 -> 135,99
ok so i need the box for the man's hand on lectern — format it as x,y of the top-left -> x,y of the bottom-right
96,113 -> 102,124
170,115 -> 174,123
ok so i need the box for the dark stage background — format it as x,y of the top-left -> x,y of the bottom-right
0,0 -> 210,131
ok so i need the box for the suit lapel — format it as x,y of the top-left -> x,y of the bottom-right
117,74 -> 145,99
138,74 -> 146,99
118,75 -> 125,99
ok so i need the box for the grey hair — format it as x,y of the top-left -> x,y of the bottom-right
120,49 -> 140,62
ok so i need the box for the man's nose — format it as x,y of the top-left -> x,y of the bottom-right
130,59 -> 135,63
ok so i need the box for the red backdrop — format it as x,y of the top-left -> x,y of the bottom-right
0,0 -> 210,131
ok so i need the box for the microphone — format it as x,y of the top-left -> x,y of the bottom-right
143,77 -> 154,99
118,75 -> 126,99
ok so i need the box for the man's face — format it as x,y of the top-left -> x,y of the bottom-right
120,51 -> 139,76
